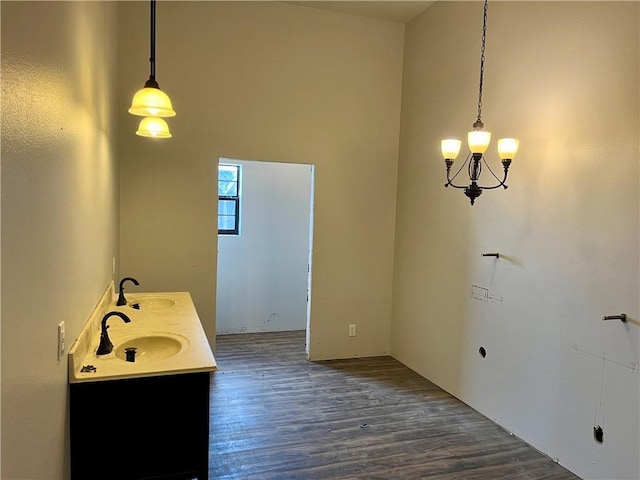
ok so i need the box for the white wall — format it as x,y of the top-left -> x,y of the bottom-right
117,1 -> 404,359
391,2 -> 639,479
216,159 -> 312,334
0,2 -> 119,478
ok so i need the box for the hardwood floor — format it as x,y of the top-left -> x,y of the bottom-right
209,331 -> 580,480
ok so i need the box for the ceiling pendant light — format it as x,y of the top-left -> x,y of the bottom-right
441,0 -> 519,205
136,116 -> 172,138
129,0 -> 176,131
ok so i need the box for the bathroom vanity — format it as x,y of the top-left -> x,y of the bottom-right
68,287 -> 217,480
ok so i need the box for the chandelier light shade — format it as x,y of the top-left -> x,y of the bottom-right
136,117 -> 172,138
467,129 -> 491,154
129,0 -> 175,137
497,138 -> 520,160
441,139 -> 462,160
441,0 -> 519,205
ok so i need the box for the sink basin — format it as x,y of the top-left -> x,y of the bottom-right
114,333 -> 188,363
128,296 -> 176,311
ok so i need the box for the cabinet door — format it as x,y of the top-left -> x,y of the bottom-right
71,373 -> 211,480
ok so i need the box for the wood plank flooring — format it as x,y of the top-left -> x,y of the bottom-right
209,331 -> 580,480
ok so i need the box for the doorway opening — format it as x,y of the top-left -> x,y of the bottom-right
215,158 -> 315,356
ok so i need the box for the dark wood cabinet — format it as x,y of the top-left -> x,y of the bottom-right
70,372 -> 211,480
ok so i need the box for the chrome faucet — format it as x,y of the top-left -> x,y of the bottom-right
97,311 -> 132,355
116,277 -> 140,306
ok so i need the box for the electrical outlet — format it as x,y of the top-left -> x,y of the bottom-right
348,324 -> 356,337
58,322 -> 66,360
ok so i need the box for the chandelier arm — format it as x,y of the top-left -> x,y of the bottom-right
482,156 -> 504,183
476,156 -> 509,190
480,181 -> 508,191
445,153 -> 473,189
447,183 -> 473,191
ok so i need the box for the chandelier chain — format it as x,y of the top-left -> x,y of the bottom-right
476,0 -> 488,125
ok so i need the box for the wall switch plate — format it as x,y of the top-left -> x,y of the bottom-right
58,321 -> 65,360
112,257 -> 116,275
348,324 -> 356,337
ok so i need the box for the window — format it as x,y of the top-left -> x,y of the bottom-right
218,164 -> 240,235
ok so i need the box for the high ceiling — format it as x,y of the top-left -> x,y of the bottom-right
284,1 -> 435,24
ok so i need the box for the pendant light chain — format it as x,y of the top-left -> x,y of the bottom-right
475,0 -> 488,127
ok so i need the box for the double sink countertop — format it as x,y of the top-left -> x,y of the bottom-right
68,285 -> 217,383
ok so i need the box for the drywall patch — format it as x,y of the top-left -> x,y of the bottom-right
471,285 -> 489,302
471,285 -> 503,303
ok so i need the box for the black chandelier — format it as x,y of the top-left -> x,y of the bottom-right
441,0 -> 519,205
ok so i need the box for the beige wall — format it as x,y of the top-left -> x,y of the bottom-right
117,1 -> 405,359
392,2 -> 639,479
1,2 -> 119,478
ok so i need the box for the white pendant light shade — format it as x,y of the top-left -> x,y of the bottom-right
129,86 -> 176,117
136,116 -> 172,138
497,138 -> 520,160
441,139 -> 462,160
468,130 -> 491,154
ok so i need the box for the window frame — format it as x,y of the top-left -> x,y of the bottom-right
218,164 -> 241,235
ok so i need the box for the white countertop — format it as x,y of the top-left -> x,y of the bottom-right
68,288 -> 217,384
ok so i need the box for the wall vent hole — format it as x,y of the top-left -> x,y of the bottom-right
479,346 -> 487,358
593,425 -> 604,444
